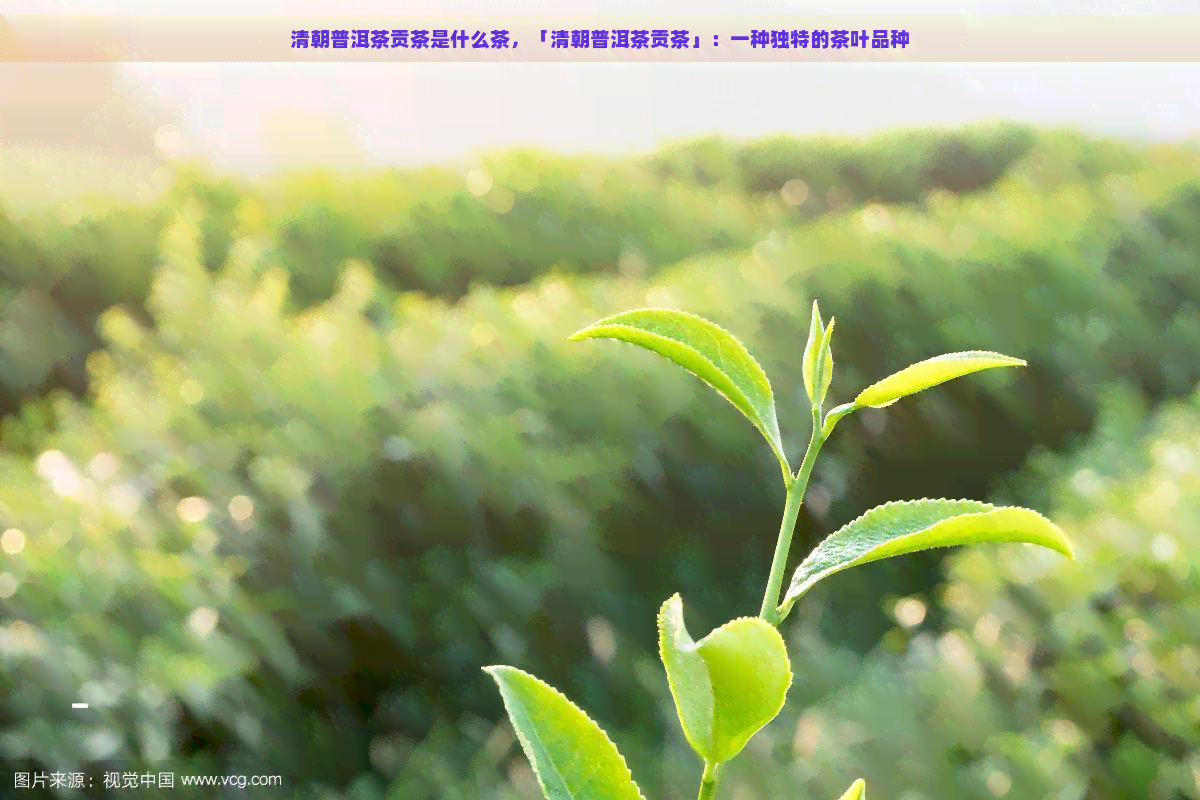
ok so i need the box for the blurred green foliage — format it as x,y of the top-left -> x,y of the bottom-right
0,124 -> 1198,799
0,122 -> 1052,415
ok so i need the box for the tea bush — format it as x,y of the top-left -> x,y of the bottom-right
0,123 -> 1098,413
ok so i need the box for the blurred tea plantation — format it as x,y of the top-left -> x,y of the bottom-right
1,122 -> 1198,799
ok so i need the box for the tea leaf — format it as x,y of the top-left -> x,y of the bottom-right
836,779 -> 866,800
781,499 -> 1073,614
802,300 -> 825,405
570,309 -> 788,474
813,317 -> 836,408
658,594 -> 792,765
854,351 -> 1026,409
484,665 -> 647,800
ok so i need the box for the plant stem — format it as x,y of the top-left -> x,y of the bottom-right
759,409 -> 825,626
697,762 -> 721,800
701,412 -> 827,798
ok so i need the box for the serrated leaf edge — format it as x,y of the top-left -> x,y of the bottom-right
658,595 -> 713,758
570,308 -> 787,468
484,664 -> 648,800
702,615 -> 792,764
658,596 -> 794,764
781,498 -> 1074,612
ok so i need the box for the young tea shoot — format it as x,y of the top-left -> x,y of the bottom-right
486,300 -> 1073,800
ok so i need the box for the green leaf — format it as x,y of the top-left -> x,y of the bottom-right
484,665 -> 646,800
821,401 -> 856,439
780,499 -> 1073,615
813,317 -> 836,408
836,779 -> 866,800
658,594 -> 792,765
854,351 -> 1026,409
802,300 -> 825,405
570,308 -> 788,473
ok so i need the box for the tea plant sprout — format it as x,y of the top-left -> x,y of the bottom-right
486,302 -> 1073,800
